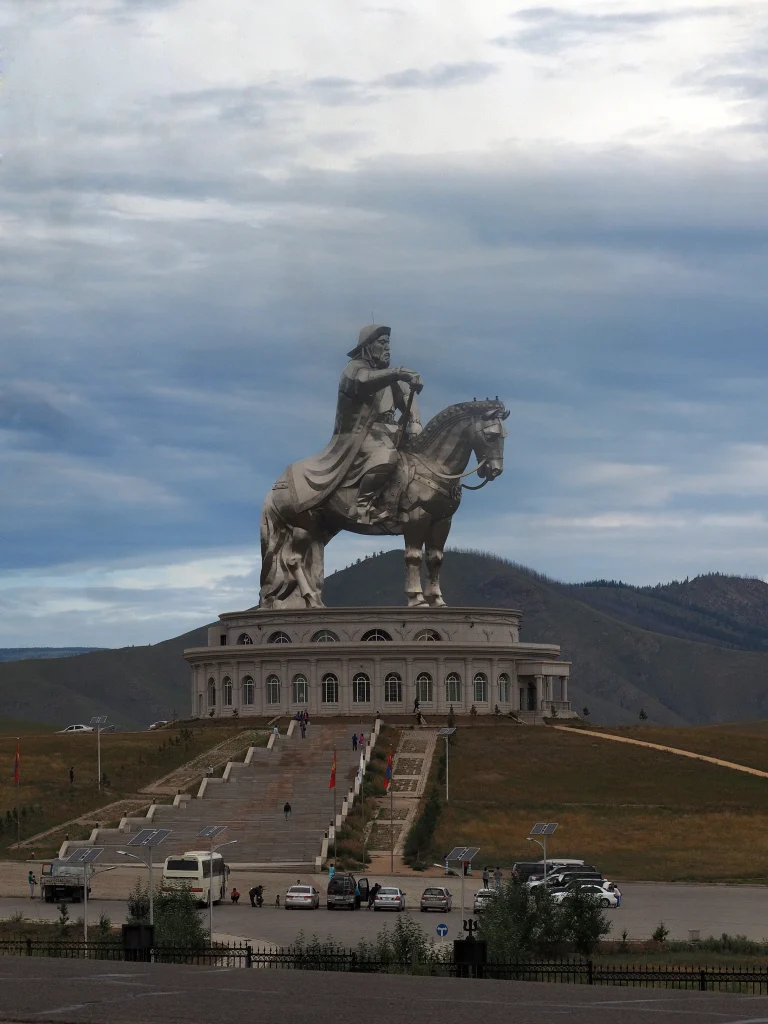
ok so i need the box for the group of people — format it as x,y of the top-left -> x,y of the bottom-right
294,710 -> 310,739
351,732 -> 366,752
481,866 -> 505,889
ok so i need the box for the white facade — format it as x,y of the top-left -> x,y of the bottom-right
184,607 -> 573,719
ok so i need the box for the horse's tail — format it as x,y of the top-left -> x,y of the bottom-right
259,483 -> 299,606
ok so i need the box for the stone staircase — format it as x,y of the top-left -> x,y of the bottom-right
63,721 -> 376,869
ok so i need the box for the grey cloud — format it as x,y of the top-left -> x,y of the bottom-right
376,61 -> 497,90
495,5 -> 737,55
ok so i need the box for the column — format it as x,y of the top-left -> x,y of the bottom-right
491,657 -> 499,707
437,657 -> 445,712
535,675 -> 544,711
342,657 -> 350,713
373,657 -> 382,716
280,659 -> 288,714
463,658 -> 470,710
561,676 -> 568,703
405,656 -> 414,712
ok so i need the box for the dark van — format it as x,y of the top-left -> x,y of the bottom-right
326,874 -> 369,910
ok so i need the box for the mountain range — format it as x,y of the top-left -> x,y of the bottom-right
2,550 -> 768,728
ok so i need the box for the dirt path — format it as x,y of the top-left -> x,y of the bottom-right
552,725 -> 768,778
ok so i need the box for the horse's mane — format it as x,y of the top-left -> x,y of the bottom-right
408,399 -> 505,453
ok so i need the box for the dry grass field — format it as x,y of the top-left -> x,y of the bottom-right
598,721 -> 768,773
0,722 -> 267,855
432,723 -> 768,882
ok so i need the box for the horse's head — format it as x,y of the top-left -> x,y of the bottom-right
473,401 -> 509,481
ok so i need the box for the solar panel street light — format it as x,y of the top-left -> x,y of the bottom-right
196,825 -> 227,840
90,717 -> 109,791
528,823 -> 559,885
437,728 -> 456,802
119,828 -> 171,925
65,847 -> 104,949
444,846 -> 481,925
197,826 -> 236,942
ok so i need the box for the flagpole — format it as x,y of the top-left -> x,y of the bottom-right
15,737 -> 20,849
389,751 -> 394,875
333,785 -> 337,863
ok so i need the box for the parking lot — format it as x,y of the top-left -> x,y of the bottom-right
4,877 -> 768,945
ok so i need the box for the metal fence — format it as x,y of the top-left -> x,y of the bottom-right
2,942 -> 768,992
0,940 -> 253,968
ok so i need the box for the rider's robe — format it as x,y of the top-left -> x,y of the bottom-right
285,359 -> 420,514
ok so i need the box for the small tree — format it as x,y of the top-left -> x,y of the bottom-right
125,883 -> 207,948
447,705 -> 456,728
639,708 -> 648,721
559,886 -> 611,955
478,880 -> 558,961
582,707 -> 590,717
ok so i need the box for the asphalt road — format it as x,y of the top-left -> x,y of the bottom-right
6,881 -> 768,944
1,957 -> 767,1024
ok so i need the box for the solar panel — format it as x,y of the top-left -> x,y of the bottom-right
445,846 -> 480,863
438,727 -> 456,736
128,828 -> 171,847
66,847 -> 104,865
530,822 -> 558,836
197,825 -> 227,839
90,716 -> 108,725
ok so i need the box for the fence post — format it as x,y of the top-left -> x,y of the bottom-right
350,951 -> 357,973
246,945 -> 253,969
699,969 -> 706,992
25,938 -> 32,957
587,960 -> 594,985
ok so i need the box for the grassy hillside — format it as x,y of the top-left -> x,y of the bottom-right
431,722 -> 768,882
325,550 -> 768,725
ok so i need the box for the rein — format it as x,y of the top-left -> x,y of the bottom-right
411,453 -> 489,490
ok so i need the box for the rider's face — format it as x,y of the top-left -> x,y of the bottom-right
368,338 -> 390,368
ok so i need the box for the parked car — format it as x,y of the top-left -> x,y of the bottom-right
420,886 -> 452,912
373,886 -> 406,911
285,885 -> 320,909
473,888 -> 496,912
148,720 -> 169,731
515,859 -> 585,883
551,884 -> 617,908
326,874 -> 369,910
528,870 -> 603,890
58,724 -> 94,734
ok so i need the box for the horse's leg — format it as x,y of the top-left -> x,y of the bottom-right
424,517 -> 452,607
287,526 -> 324,607
403,519 -> 428,607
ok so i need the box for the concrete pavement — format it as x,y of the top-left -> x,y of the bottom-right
1,957 -> 767,1024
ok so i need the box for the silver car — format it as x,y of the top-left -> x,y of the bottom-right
285,885 -> 320,909
473,888 -> 496,912
373,886 -> 406,911
420,886 -> 453,912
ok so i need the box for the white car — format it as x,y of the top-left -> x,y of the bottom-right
551,884 -> 617,908
148,721 -> 169,731
285,885 -> 320,909
473,888 -> 496,912
373,886 -> 406,911
58,724 -> 94,733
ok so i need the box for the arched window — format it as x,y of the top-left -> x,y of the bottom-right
361,629 -> 393,642
384,672 -> 402,703
414,629 -> 442,642
242,676 -> 254,706
222,676 -> 233,706
292,674 -> 308,704
498,672 -> 511,702
207,677 -> 216,707
473,672 -> 488,703
267,631 -> 292,644
266,674 -> 281,705
445,672 -> 461,703
416,672 -> 433,703
353,673 -> 371,703
321,673 -> 339,704
237,633 -> 253,645
311,629 -> 340,642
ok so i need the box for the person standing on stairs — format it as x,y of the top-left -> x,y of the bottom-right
352,734 -> 358,752
284,801 -> 292,821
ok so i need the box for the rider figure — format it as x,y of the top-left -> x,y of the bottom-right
338,325 -> 423,523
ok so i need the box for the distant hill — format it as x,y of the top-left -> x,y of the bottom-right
0,648 -> 103,663
2,551 -> 768,729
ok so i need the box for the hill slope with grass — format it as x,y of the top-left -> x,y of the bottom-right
2,550 -> 768,729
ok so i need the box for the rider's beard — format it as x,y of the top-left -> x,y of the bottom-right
370,346 -> 390,369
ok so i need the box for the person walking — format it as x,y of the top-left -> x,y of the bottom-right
300,721 -> 306,739
283,801 -> 292,821
28,870 -> 36,899
614,883 -> 622,907
68,766 -> 75,786
368,882 -> 380,909
359,733 -> 365,753
494,866 -> 503,888
352,733 -> 358,752
413,697 -> 420,714
482,866 -> 490,889
328,862 -> 335,880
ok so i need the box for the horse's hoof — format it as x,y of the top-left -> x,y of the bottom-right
407,595 -> 428,608
427,597 -> 446,608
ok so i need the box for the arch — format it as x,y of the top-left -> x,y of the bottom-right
242,676 -> 254,706
207,677 -> 216,707
265,674 -> 281,705
498,672 -> 511,703
311,629 -> 340,643
384,672 -> 402,703
237,633 -> 253,645
361,628 -> 393,642
414,628 -> 442,642
267,630 -> 292,644
416,672 -> 433,703
222,676 -> 233,706
352,672 -> 371,703
445,672 -> 461,704
321,673 -> 339,704
292,674 -> 308,705
473,672 -> 488,703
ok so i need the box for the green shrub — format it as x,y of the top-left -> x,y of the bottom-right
652,921 -> 670,943
125,883 -> 207,948
403,786 -> 442,867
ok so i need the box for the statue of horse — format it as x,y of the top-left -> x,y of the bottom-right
260,398 -> 509,609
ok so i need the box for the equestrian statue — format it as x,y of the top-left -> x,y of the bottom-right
260,325 -> 508,609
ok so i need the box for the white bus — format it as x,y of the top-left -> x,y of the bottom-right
161,850 -> 228,905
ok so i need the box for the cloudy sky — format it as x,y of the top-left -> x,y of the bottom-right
1,0 -> 767,646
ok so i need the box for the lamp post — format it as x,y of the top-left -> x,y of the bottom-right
527,836 -> 547,889
117,849 -> 156,924
438,728 -> 456,802
90,717 -> 108,790
527,822 -> 558,890
207,839 -> 237,943
117,828 -> 171,927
